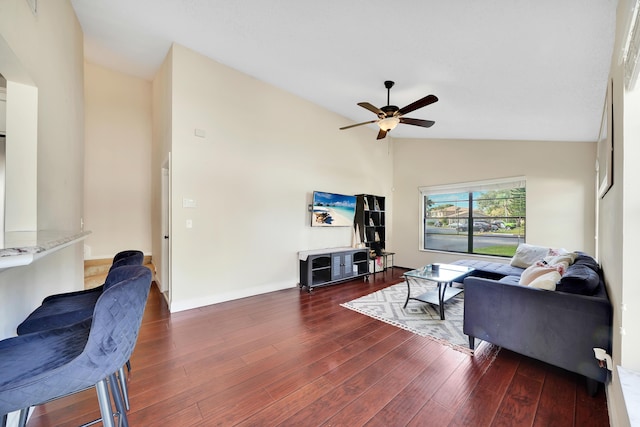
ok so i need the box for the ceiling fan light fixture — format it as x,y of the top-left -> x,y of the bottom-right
378,116 -> 400,131
340,81 -> 438,140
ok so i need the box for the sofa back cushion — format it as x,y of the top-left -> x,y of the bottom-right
573,252 -> 600,271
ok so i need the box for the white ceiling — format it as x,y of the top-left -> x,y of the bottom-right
70,0 -> 618,141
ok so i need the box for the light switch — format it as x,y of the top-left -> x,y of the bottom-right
186,219 -> 193,228
194,128 -> 206,138
183,198 -> 197,208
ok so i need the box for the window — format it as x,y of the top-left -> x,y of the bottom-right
420,177 -> 526,257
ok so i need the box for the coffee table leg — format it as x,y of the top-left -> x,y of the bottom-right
403,279 -> 411,308
438,282 -> 445,320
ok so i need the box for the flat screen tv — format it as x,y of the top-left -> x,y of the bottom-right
311,191 -> 357,227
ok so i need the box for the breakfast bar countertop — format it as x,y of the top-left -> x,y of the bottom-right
0,230 -> 91,269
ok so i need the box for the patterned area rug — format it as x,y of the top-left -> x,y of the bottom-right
341,281 -> 479,355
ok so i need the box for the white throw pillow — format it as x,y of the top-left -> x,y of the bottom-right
528,270 -> 561,290
544,252 -> 577,266
519,264 -> 558,286
510,244 -> 551,268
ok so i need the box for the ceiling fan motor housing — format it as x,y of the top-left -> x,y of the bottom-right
381,105 -> 399,117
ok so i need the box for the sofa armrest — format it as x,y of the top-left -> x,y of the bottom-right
463,276 -> 612,383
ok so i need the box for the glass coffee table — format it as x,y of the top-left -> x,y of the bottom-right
403,263 -> 475,320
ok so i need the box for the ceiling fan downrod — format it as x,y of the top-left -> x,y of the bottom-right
384,80 -> 394,107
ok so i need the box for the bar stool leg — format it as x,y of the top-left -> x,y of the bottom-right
118,366 -> 130,410
17,408 -> 29,427
96,379 -> 115,427
108,373 -> 129,427
1,409 -> 29,427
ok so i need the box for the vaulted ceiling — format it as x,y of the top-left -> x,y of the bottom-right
71,0 -> 617,141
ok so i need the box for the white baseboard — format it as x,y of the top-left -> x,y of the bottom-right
169,281 -> 297,313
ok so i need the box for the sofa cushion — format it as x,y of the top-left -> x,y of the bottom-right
498,275 -> 521,285
557,263 -> 600,295
451,259 -> 525,278
510,244 -> 550,268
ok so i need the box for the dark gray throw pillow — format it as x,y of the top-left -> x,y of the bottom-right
557,263 -> 600,295
573,252 -> 600,272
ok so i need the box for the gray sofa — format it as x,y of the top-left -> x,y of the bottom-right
452,253 -> 612,394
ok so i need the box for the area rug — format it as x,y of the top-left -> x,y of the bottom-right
341,281 -> 479,355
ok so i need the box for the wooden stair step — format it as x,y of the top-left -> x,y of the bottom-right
84,256 -> 154,289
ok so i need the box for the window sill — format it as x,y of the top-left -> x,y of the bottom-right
618,366 -> 640,426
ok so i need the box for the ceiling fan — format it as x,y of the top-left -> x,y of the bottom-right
340,81 -> 438,140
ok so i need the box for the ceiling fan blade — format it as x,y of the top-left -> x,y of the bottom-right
398,95 -> 438,116
399,117 -> 435,128
358,102 -> 385,117
339,120 -> 377,130
376,129 -> 387,140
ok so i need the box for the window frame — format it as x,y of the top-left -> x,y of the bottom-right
419,177 -> 526,257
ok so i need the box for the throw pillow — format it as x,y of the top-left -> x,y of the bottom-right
557,263 -> 600,295
528,270 -> 561,290
573,252 -> 600,272
510,244 -> 551,268
519,264 -> 558,286
519,261 -> 568,286
544,252 -> 577,266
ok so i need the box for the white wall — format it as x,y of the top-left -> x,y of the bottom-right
155,44 -> 393,311
391,138 -> 596,269
0,1 -> 85,333
83,63 -> 152,259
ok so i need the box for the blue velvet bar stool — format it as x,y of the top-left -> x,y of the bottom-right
16,250 -> 144,334
41,250 -> 143,306
0,265 -> 152,427
15,250 -> 144,411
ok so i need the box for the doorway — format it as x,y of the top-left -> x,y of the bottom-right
160,154 -> 172,305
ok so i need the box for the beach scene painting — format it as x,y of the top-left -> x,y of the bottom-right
311,191 -> 357,227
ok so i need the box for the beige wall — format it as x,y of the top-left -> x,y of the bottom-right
0,1 -> 630,422
151,47 -> 172,293
4,81 -> 37,232
155,44 -> 393,311
84,63 -> 152,259
391,138 -> 596,268
0,0 -> 85,338
599,1 -> 640,425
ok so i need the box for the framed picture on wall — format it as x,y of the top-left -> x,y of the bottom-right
597,79 -> 613,198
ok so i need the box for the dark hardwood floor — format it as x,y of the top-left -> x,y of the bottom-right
27,268 -> 609,426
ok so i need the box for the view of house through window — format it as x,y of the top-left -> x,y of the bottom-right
421,178 -> 526,257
